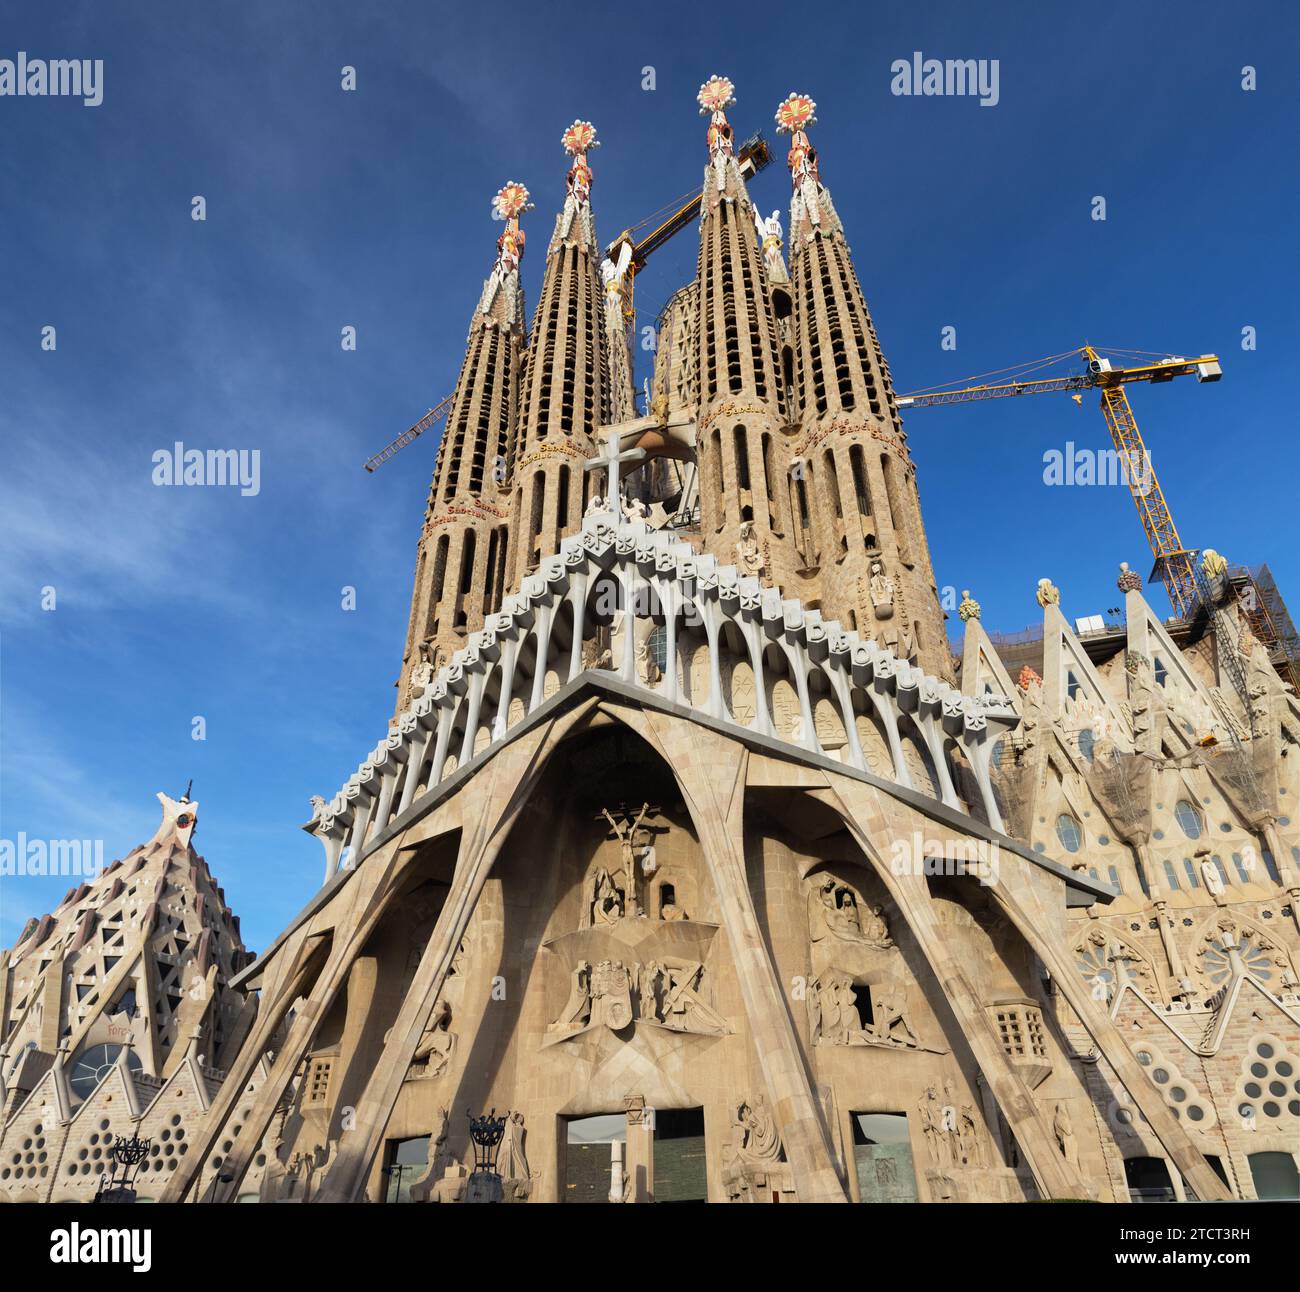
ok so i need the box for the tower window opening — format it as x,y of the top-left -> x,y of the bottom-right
557,465 -> 571,534
734,426 -> 751,491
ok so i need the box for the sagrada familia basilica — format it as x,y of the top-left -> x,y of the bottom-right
3,80 -> 1298,1205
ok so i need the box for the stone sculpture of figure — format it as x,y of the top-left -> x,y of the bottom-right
808,876 -> 884,945
861,903 -> 894,948
733,1096 -> 782,1165
1053,1102 -> 1079,1167
872,980 -> 918,1049
498,1111 -> 530,1184
590,960 -> 634,1031
602,804 -> 651,916
736,519 -> 765,579
959,1104 -> 985,1169
622,494 -> 648,523
919,1087 -> 960,1167
408,639 -> 436,696
590,867 -> 624,926
638,960 -> 662,1021
869,559 -> 896,621
413,997 -> 456,1077
634,621 -> 661,686
752,206 -> 788,282
809,972 -> 854,1045
600,240 -> 636,421
409,1107 -> 452,1203
657,958 -> 728,1035
1036,577 -> 1061,609
584,492 -> 606,518
916,1087 -> 939,1163
548,961 -> 593,1035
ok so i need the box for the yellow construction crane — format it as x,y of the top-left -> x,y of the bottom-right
363,134 -> 773,472
898,345 -> 1221,618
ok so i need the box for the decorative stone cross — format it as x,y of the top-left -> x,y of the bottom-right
584,430 -> 647,518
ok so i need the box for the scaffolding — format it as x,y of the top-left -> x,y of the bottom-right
1229,563 -> 1300,695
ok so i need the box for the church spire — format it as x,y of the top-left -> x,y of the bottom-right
691,77 -> 799,592
397,183 -> 530,709
510,121 -> 611,584
777,94 -> 949,678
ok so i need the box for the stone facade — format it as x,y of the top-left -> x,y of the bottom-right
7,77 -> 1297,1206
0,794 -> 282,1202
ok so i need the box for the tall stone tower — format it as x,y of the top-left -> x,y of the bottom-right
509,122 -> 611,586
396,182 -> 531,709
692,77 -> 801,596
777,93 -> 950,678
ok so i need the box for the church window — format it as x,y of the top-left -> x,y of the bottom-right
1066,671 -> 1082,701
849,446 -> 871,519
1153,657 -> 1168,687
734,426 -> 751,491
1078,728 -> 1095,761
1232,852 -> 1252,883
1249,1152 -> 1300,1201
646,625 -> 667,671
305,1057 -> 333,1107
1124,1155 -> 1176,1203
382,1135 -> 430,1204
1161,860 -> 1180,890
1055,814 -> 1082,853
68,1043 -> 142,1107
557,465 -> 570,529
1183,859 -> 1200,888
1175,800 -> 1203,839
991,739 -> 1005,769
1212,856 -> 1231,886
1108,865 -> 1122,891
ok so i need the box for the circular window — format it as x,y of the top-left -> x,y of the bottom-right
1251,1062 -> 1269,1078
69,1044 -> 142,1106
1187,1105 -> 1205,1122
1152,1068 -> 1170,1084
1055,814 -> 1082,853
1175,800 -> 1203,839
1258,1043 -> 1275,1059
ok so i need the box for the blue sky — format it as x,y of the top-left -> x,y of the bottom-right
2,1 -> 1296,952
